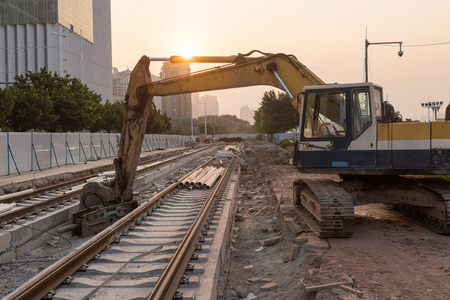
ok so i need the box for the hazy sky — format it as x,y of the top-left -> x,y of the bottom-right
111,0 -> 450,120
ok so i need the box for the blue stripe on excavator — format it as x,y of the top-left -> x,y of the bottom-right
298,149 -> 450,169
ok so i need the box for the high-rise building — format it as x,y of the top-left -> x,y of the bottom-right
192,94 -> 219,118
191,93 -> 200,118
160,62 -> 191,120
112,69 -> 162,110
201,94 -> 219,116
0,0 -> 113,101
112,67 -> 130,102
240,105 -> 254,124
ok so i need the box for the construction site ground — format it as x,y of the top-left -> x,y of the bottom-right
221,139 -> 450,300
1,141 -> 450,299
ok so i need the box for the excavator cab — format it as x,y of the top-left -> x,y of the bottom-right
296,82 -> 382,172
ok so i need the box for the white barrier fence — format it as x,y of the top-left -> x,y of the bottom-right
0,132 -> 190,176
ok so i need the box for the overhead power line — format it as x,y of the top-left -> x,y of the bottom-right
379,41 -> 450,47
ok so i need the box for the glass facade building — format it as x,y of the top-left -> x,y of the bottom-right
0,0 -> 112,101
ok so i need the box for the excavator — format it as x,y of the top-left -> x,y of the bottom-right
73,50 -> 450,238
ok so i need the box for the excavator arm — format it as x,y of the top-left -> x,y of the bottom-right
73,51 -> 324,237
117,51 -> 324,202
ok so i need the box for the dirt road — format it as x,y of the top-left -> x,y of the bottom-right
222,139 -> 450,300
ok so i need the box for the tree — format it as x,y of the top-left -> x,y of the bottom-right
5,80 -> 58,131
50,77 -> 101,132
91,100 -> 124,132
0,88 -> 15,131
1,68 -> 102,132
145,107 -> 172,134
254,90 -> 297,134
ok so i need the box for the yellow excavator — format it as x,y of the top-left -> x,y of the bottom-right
74,50 -> 450,238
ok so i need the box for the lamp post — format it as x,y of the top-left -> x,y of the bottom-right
421,101 -> 444,121
365,39 -> 403,82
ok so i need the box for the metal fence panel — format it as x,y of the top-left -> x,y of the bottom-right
0,133 -> 8,176
10,132 -> 32,172
79,133 -> 91,163
67,133 -> 80,165
33,133 -> 51,170
51,133 -> 66,167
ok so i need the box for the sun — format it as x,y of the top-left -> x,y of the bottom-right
175,39 -> 201,58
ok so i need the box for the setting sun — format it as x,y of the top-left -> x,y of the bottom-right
174,38 -> 201,58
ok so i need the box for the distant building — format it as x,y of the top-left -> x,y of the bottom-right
240,105 -> 254,124
112,67 -> 130,102
112,68 -> 161,110
192,93 -> 201,118
0,0 -> 113,101
192,94 -> 219,118
159,62 -> 191,120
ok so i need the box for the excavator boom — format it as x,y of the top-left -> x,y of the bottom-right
117,52 -> 324,202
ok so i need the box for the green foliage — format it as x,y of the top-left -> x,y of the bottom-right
254,90 -> 297,134
0,68 -> 102,132
0,88 -> 14,131
91,100 -> 125,133
4,79 -> 58,131
278,139 -> 294,148
197,114 -> 255,134
146,108 -> 172,134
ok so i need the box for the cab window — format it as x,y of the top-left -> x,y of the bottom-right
352,89 -> 371,138
374,88 -> 382,120
303,91 -> 347,139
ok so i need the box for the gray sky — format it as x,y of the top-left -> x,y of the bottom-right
111,0 -> 450,119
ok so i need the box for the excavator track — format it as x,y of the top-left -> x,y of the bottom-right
393,177 -> 450,235
294,176 -> 354,238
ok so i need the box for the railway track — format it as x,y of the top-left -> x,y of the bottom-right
0,146 -> 210,226
4,154 -> 240,300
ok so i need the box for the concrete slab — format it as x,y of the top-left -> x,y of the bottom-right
0,201 -> 79,263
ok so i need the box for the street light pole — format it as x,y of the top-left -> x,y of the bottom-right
365,39 -> 403,82
80,30 -> 83,84
204,101 -> 207,136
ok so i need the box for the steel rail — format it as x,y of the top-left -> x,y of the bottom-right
0,175 -> 96,205
0,188 -> 81,225
4,157 -> 216,300
0,147 -> 213,225
149,157 -> 236,300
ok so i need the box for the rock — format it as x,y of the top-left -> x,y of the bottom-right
260,282 -> 277,291
248,277 -> 261,283
264,236 -> 281,246
235,214 -> 245,222
244,264 -> 253,270
261,206 -> 271,214
243,191 -> 253,199
244,293 -> 257,300
294,234 -> 310,246
233,288 -> 247,298
289,243 -> 299,261
255,246 -> 264,252
305,235 -> 329,250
